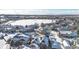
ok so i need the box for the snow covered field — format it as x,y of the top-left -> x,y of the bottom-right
6,19 -> 52,26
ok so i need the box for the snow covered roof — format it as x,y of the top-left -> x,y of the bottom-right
14,34 -> 29,38
63,40 -> 70,48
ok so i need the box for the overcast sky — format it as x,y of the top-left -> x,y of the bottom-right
0,9 -> 79,15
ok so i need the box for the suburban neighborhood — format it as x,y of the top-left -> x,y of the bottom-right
0,13 -> 79,49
